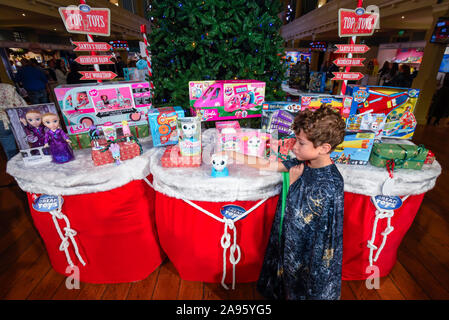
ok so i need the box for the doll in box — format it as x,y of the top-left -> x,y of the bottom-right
76,92 -> 90,110
42,113 -> 74,164
19,110 -> 47,148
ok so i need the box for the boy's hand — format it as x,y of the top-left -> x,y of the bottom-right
289,163 -> 304,186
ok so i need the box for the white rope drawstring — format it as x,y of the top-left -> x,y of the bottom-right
367,195 -> 409,266
144,177 -> 265,290
49,196 -> 86,268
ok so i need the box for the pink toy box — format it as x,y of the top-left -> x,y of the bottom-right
216,129 -> 270,158
54,81 -> 152,149
189,80 -> 266,121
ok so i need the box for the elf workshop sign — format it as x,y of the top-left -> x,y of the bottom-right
338,7 -> 379,37
79,71 -> 117,81
59,4 -> 111,36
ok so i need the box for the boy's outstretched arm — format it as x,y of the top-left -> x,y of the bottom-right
224,150 -> 288,172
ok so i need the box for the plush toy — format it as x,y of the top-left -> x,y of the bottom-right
211,153 -> 229,178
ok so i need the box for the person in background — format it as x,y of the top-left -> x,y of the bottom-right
115,56 -> 126,78
66,62 -> 83,84
0,81 -> 28,160
54,59 -> 67,85
16,58 -> 49,104
387,64 -> 412,88
378,61 -> 391,85
45,59 -> 57,83
427,73 -> 449,126
383,62 -> 399,86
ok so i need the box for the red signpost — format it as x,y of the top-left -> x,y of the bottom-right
72,41 -> 112,51
335,44 -> 370,54
332,72 -> 364,81
75,55 -> 114,65
338,8 -> 379,37
79,71 -> 117,81
333,57 -> 366,67
59,5 -> 111,36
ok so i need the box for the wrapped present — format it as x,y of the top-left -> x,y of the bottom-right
161,145 -> 201,168
369,143 -> 428,170
91,136 -> 142,166
425,150 -> 435,164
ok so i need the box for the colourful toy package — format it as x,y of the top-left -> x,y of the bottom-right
148,106 -> 185,147
160,145 -> 201,168
346,113 -> 386,141
300,94 -> 353,120
261,101 -> 301,137
215,120 -> 241,134
54,81 -> 152,149
189,80 -> 266,121
178,116 -> 202,156
216,129 -> 270,158
349,86 -> 420,139
308,72 -> 327,93
330,131 -> 375,165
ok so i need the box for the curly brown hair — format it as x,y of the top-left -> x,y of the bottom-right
292,104 -> 346,151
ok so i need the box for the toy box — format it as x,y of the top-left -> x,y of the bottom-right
91,137 -> 142,166
5,103 -> 58,166
148,106 -> 185,147
308,72 -> 327,93
54,81 -> 152,149
189,80 -> 266,121
369,143 -> 428,170
123,68 -> 147,81
178,116 -> 202,156
261,101 -> 301,137
300,94 -> 353,119
346,113 -> 386,141
349,86 -> 420,139
161,145 -> 201,168
330,131 -> 375,165
216,129 -> 270,158
215,120 -> 240,134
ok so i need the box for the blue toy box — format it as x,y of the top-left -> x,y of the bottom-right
261,101 -> 301,137
330,131 -> 375,165
148,106 -> 185,147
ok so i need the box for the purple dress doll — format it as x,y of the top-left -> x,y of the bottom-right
42,113 -> 74,163
20,110 -> 47,148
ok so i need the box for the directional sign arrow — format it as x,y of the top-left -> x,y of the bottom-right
335,44 -> 370,54
75,55 -> 114,65
333,57 -> 366,67
79,71 -> 117,81
331,72 -> 364,81
73,41 -> 112,52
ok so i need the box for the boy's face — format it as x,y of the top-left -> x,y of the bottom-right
292,130 -> 321,161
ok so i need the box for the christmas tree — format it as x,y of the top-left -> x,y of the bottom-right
147,0 -> 287,110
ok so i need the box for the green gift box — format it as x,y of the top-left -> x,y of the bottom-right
369,143 -> 428,170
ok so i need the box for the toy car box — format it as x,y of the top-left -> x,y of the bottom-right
189,80 -> 266,121
260,101 -> 301,137
330,131 -> 375,165
148,106 -> 185,147
349,86 -> 420,139
54,81 -> 152,149
300,94 -> 353,120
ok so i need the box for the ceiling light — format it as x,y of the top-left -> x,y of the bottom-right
22,13 -> 26,16
401,16 -> 405,19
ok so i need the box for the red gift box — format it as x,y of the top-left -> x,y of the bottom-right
161,145 -> 201,168
425,150 -> 435,164
91,138 -> 141,166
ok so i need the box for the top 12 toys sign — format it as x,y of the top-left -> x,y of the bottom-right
338,7 -> 380,37
59,4 -> 111,37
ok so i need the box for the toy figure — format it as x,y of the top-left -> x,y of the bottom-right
19,110 -> 47,148
181,122 -> 198,141
76,92 -> 89,109
42,113 -> 74,164
89,125 -> 102,150
247,135 -> 262,156
122,120 -> 133,143
101,95 -> 110,105
109,143 -> 121,165
211,153 -> 229,178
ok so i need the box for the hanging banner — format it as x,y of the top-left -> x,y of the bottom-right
59,4 -> 111,36
75,55 -> 114,65
332,72 -> 364,81
79,71 -> 117,80
72,41 -> 112,51
333,57 -> 366,67
338,8 -> 379,37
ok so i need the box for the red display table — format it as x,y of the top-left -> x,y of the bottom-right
7,139 -> 165,283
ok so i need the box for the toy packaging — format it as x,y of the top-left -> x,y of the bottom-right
5,103 -> 59,166
346,113 -> 386,141
54,81 -> 152,149
216,129 -> 270,158
308,72 -> 327,93
178,116 -> 202,156
261,101 -> 301,137
268,137 -> 296,162
369,143 -> 428,170
301,94 -> 353,120
215,120 -> 241,134
148,106 -> 185,147
161,145 -> 201,168
349,86 -> 420,139
91,138 -> 142,166
330,131 -> 375,165
189,80 -> 266,121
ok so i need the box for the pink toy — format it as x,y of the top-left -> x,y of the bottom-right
217,129 -> 270,158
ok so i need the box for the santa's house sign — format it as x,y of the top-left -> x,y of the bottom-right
59,4 -> 111,36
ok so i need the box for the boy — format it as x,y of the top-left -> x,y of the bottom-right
225,105 -> 346,300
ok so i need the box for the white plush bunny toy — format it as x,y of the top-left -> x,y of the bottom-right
211,153 -> 229,178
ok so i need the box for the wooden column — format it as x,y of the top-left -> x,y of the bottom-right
412,4 -> 449,124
